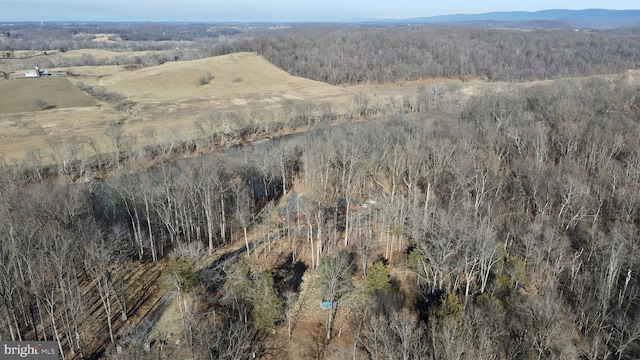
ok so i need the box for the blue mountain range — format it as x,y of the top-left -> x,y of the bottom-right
378,9 -> 640,29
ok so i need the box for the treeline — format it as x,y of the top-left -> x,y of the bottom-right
0,48 -> 207,73
1,74 -> 640,358
0,23 -> 243,52
3,23 -> 640,85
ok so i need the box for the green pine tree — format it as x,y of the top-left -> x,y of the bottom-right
365,261 -> 392,294
252,270 -> 283,334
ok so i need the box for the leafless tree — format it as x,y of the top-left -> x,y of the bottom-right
316,252 -> 352,340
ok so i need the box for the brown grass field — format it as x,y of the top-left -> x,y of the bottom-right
76,52 -> 349,102
0,77 -> 95,113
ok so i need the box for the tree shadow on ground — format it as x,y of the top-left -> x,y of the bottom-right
276,252 -> 308,293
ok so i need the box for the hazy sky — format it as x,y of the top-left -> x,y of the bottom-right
1,0 -> 638,22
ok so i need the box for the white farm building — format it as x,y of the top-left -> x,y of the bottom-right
25,67 -> 48,77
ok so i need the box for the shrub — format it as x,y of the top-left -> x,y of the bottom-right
198,71 -> 215,85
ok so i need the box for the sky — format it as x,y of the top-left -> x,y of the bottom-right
1,0 -> 638,22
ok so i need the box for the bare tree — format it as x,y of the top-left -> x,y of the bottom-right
316,252 -> 352,340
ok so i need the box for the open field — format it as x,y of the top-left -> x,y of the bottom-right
79,52 -> 348,102
0,77 -> 95,113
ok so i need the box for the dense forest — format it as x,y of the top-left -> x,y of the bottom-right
2,23 -> 640,359
2,71 -> 640,358
241,26 -> 640,83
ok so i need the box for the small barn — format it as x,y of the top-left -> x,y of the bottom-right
24,67 -> 47,78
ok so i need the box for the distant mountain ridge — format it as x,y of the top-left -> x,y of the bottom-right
381,9 -> 640,29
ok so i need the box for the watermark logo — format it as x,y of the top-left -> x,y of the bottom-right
0,342 -> 58,359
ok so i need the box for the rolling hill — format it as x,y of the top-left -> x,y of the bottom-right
86,52 -> 346,103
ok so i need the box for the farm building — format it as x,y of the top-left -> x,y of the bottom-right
24,67 -> 48,78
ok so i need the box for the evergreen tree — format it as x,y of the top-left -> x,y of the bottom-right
252,270 -> 283,334
364,261 -> 391,294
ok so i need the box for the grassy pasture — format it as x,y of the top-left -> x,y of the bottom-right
0,77 -> 95,113
80,52 -> 346,102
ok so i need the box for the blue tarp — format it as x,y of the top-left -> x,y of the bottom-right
321,301 -> 337,309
